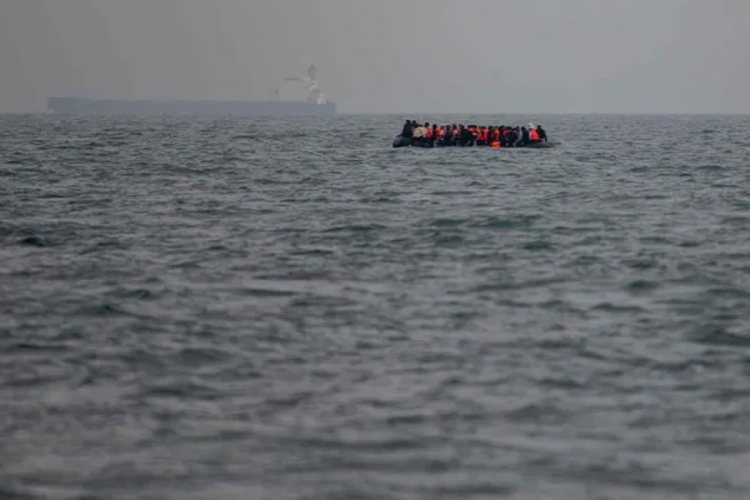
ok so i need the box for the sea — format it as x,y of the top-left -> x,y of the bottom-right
1,113 -> 750,500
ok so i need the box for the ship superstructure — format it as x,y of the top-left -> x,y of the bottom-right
47,65 -> 336,116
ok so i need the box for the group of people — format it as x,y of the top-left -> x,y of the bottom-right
398,120 -> 548,148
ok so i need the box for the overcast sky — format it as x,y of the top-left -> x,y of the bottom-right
1,0 -> 749,113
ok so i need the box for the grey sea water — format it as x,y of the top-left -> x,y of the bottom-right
2,113 -> 750,499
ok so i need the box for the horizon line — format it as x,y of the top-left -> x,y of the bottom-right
2,110 -> 750,117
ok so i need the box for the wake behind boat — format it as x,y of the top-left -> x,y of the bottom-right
393,120 -> 554,149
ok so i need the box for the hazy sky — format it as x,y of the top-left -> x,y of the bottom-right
1,0 -> 749,113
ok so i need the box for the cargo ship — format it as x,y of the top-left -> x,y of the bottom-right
47,65 -> 336,117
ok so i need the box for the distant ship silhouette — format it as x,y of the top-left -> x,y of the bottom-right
47,65 -> 336,117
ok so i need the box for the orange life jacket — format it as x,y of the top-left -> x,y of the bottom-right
530,129 -> 540,141
426,128 -> 434,139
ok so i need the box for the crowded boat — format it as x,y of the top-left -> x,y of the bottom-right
393,120 -> 552,148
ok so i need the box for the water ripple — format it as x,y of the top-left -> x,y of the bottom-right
2,113 -> 750,499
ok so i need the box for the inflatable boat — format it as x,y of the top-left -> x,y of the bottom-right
392,137 -> 555,149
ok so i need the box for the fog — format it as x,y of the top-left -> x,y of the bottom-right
1,0 -> 749,113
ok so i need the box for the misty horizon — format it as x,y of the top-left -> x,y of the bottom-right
2,0 -> 749,115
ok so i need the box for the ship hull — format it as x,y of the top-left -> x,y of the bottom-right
47,97 -> 336,117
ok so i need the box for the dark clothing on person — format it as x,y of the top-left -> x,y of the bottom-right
520,128 -> 530,145
401,121 -> 413,137
460,128 -> 471,146
537,126 -> 548,142
508,130 -> 518,146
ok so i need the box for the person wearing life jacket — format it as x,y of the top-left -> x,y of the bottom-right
424,122 -> 433,144
529,127 -> 540,142
491,127 -> 501,148
526,123 -> 536,142
474,125 -> 484,146
437,125 -> 446,145
480,126 -> 489,146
